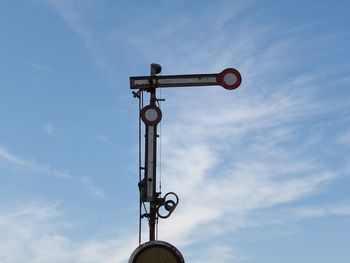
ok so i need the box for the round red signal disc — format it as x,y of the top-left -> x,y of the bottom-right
140,105 -> 162,126
217,68 -> 242,90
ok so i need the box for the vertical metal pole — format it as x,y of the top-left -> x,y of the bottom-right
139,64 -> 162,242
148,64 -> 157,241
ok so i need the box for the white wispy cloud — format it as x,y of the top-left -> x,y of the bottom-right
28,62 -> 52,73
0,201 -> 134,263
157,89 -> 342,247
337,130 -> 350,147
91,135 -> 112,145
191,245 -> 249,263
293,203 -> 350,219
43,122 -> 59,136
0,201 -> 69,263
0,145 -> 105,198
144,4 -> 349,250
79,176 -> 106,198
47,0 -> 109,71
0,145 -> 69,178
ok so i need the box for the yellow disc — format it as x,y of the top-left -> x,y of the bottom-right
129,241 -> 184,263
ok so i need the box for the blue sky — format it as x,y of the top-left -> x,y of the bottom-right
0,0 -> 349,262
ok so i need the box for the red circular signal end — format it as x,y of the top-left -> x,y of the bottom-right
217,68 -> 242,90
140,105 -> 162,126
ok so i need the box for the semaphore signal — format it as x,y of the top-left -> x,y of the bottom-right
128,64 -> 242,263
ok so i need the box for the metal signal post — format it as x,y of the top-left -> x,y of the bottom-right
129,64 -> 242,263
136,64 -> 179,243
140,65 -> 162,242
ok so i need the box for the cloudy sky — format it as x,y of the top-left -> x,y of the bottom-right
1,0 -> 349,262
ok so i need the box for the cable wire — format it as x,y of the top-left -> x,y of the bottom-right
138,90 -> 144,245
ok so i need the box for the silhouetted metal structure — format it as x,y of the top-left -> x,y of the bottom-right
128,64 -> 242,263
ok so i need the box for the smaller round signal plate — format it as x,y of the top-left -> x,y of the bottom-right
129,241 -> 185,263
140,105 -> 162,126
217,68 -> 242,90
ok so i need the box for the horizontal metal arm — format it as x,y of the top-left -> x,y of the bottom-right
130,73 -> 218,89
